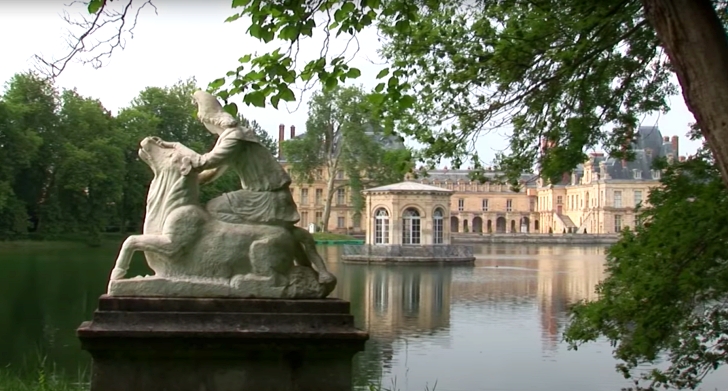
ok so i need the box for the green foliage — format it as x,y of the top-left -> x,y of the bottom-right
0,73 -> 276,241
281,86 -> 412,230
213,0 -> 728,186
564,143 -> 728,389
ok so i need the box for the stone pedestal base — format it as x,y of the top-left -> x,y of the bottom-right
77,295 -> 369,391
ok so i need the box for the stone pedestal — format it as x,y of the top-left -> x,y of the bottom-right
77,295 -> 369,391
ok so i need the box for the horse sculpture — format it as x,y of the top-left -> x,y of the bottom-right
107,136 -> 335,299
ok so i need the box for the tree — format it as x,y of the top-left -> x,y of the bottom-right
123,78 -> 277,204
0,92 -> 43,235
2,73 -> 62,234
45,1 -> 728,184
282,86 -> 411,231
564,137 -> 728,389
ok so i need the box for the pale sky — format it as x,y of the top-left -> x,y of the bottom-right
0,1 -> 702,166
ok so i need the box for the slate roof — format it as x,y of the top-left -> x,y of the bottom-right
364,181 -> 454,193
552,125 -> 678,185
416,169 -> 539,188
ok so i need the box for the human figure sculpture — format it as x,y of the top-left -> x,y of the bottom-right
105,94 -> 337,298
188,90 -> 335,286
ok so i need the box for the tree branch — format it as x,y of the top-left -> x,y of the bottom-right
34,0 -> 158,80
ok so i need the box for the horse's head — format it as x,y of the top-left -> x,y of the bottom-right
138,137 -> 200,229
139,136 -> 197,177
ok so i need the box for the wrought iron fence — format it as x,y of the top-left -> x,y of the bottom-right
342,244 -> 474,258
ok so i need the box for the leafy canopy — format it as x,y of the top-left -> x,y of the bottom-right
564,139 -> 728,389
201,0 -> 728,186
282,85 -> 412,218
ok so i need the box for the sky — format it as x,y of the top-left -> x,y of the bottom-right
0,0 -> 702,166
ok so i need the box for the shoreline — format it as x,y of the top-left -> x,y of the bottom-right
452,233 -> 620,245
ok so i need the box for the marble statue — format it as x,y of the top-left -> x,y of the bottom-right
106,92 -> 336,299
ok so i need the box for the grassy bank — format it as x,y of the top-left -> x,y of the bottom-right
312,232 -> 364,245
312,232 -> 359,241
0,233 -> 129,250
0,364 -> 88,391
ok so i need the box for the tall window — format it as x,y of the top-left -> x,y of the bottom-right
481,199 -> 489,211
300,189 -> 308,205
614,191 -> 622,208
336,188 -> 346,205
634,190 -> 642,207
300,212 -> 308,226
402,208 -> 421,245
458,198 -> 464,211
374,208 -> 390,244
336,170 -> 344,179
337,216 -> 345,228
433,208 -> 444,244
315,189 -> 323,205
315,211 -> 323,224
614,214 -> 622,232
506,199 -> 513,212
556,196 -> 563,204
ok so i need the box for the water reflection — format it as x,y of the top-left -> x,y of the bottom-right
1,243 -> 727,391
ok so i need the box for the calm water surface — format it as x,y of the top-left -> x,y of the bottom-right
1,242 -> 726,391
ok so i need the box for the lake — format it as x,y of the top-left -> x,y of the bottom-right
0,242 -> 726,391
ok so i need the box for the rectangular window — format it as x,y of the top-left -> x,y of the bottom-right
337,216 -> 345,228
481,199 -> 489,212
402,217 -> 421,245
506,199 -> 513,212
614,191 -> 622,208
458,199 -> 464,211
336,170 -> 344,180
614,214 -> 622,232
556,196 -> 563,205
315,211 -> 322,223
634,190 -> 642,207
300,212 -> 308,227
433,217 -> 443,244
336,188 -> 346,205
315,189 -> 323,205
316,169 -> 323,180
530,198 -> 535,212
300,189 -> 308,205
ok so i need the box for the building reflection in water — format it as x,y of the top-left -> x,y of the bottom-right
320,245 -> 617,389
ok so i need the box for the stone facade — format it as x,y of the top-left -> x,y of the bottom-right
276,123 -> 682,236
362,182 -> 453,246
536,126 -> 682,234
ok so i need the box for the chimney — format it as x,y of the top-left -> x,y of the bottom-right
278,124 -> 285,158
290,125 -> 296,139
671,135 -> 679,158
679,155 -> 686,162
663,136 -> 669,142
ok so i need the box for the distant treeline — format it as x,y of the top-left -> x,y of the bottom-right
0,73 -> 276,244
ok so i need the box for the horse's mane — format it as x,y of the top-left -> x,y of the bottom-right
144,146 -> 199,234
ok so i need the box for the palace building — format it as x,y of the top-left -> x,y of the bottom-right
275,123 -> 682,236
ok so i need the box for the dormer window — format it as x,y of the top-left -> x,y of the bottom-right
633,169 -> 642,180
651,169 -> 661,180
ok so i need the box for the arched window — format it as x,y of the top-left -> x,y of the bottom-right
374,208 -> 389,244
402,208 -> 421,245
433,208 -> 444,244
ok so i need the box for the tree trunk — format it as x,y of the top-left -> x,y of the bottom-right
322,165 -> 337,232
641,0 -> 728,186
